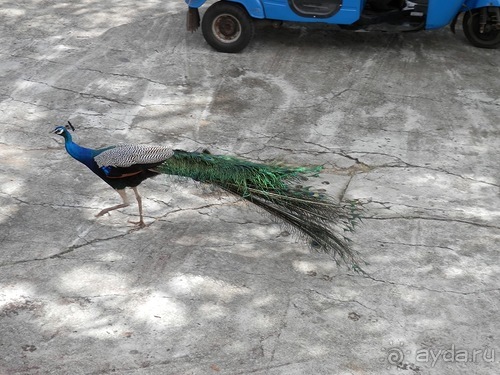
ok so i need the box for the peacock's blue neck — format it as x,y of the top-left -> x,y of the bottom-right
63,131 -> 96,169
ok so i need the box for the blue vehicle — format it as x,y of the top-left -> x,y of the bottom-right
185,0 -> 500,52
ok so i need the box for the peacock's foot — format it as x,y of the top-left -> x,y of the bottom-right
127,219 -> 149,231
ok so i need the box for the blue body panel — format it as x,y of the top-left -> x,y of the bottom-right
425,0 -> 464,29
186,0 -> 265,18
261,0 -> 366,24
186,0 -> 500,28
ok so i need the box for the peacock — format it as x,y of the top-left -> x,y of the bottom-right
52,122 -> 364,269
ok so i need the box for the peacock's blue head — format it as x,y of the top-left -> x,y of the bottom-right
52,121 -> 75,137
52,126 -> 67,136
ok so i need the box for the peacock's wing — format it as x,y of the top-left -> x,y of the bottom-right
94,144 -> 174,167
94,144 -> 174,178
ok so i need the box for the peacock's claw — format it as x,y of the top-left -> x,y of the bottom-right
127,219 -> 148,231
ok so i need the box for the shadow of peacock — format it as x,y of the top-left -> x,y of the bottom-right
52,122 -> 364,270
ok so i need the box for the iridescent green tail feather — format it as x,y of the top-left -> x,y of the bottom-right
156,150 -> 364,270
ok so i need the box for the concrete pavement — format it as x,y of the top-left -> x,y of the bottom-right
1,1 -> 499,374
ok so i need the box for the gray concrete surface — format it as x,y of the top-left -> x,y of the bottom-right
1,1 -> 499,374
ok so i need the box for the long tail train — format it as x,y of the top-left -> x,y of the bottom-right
155,150 -> 364,271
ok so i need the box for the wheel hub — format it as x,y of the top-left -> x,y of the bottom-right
213,14 -> 241,43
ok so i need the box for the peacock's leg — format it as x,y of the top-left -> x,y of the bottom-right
128,186 -> 146,228
96,189 -> 130,217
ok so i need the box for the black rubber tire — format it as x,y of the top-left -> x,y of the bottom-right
463,9 -> 500,49
201,1 -> 255,53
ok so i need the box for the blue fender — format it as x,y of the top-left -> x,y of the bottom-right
227,0 -> 265,18
185,0 -> 208,8
426,0 -> 500,29
449,0 -> 500,32
185,0 -> 265,19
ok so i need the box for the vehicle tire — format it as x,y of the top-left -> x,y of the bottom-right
463,9 -> 500,49
202,1 -> 255,53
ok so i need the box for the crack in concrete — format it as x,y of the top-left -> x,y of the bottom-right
72,65 -> 174,88
0,202 -> 233,268
4,96 -> 55,111
367,200 -> 464,213
0,192 -> 98,211
338,174 -> 355,202
347,86 -> 443,103
363,215 -> 500,230
201,263 -> 298,285
7,48 -> 170,89
280,140 -> 499,188
241,88 -> 352,111
133,200 -> 237,232
22,78 -> 138,106
266,293 -> 291,369
375,240 -> 459,254
347,151 -> 499,187
0,232 -> 130,268
366,201 -> 494,223
216,216 -> 269,226
308,289 -> 377,313
359,273 -> 500,296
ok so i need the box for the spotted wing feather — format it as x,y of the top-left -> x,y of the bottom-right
94,144 -> 174,168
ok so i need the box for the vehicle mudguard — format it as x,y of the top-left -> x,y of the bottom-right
450,12 -> 460,33
185,0 -> 208,8
451,0 -> 500,31
224,0 -> 265,18
185,0 -> 265,19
